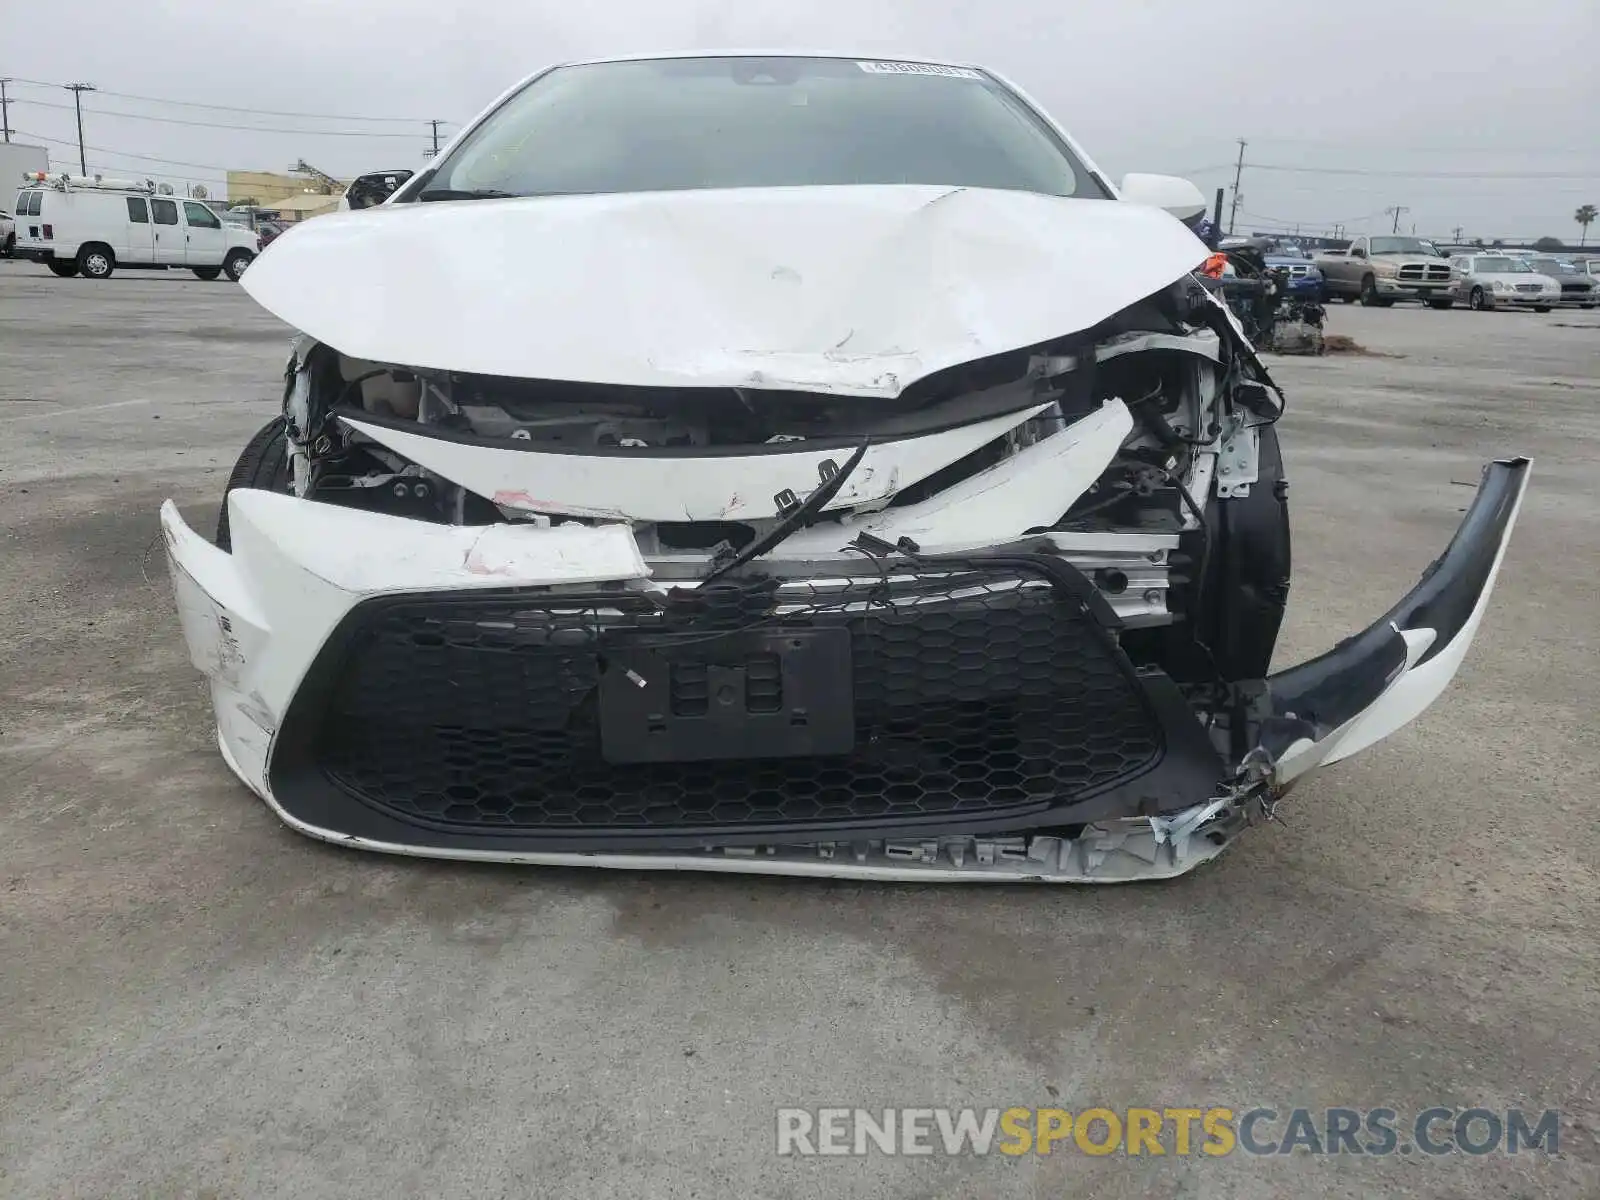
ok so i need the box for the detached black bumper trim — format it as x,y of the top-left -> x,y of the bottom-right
1262,457 -> 1530,749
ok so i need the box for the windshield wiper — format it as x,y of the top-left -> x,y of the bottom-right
416,188 -> 519,202
700,440 -> 871,587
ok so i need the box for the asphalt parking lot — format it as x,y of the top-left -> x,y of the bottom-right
3,260 -> 1597,1199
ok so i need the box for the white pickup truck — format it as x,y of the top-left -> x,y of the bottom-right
1315,235 -> 1457,308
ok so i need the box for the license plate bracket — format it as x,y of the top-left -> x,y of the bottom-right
598,627 -> 855,763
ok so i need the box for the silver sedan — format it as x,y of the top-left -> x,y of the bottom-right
1447,255 -> 1561,312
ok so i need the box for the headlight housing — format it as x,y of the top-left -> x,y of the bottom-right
1491,280 -> 1509,292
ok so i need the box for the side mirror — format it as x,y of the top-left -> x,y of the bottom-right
1118,173 -> 1208,222
344,169 -> 416,211
1350,247 -> 1367,258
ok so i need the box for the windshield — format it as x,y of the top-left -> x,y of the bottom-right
1530,258 -> 1574,274
1474,257 -> 1531,273
420,56 -> 1105,200
1369,236 -> 1442,256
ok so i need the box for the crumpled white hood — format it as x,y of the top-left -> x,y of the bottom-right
244,184 -> 1207,398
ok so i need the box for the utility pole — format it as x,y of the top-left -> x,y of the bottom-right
1453,225 -> 1464,242
428,119 -> 444,159
0,79 -> 12,143
1227,139 -> 1247,235
1386,205 -> 1409,234
65,83 -> 96,174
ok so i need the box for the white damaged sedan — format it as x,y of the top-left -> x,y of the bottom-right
161,53 -> 1530,882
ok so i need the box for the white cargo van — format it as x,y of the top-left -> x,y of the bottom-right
12,172 -> 258,281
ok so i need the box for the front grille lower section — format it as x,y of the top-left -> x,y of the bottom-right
1397,264 -> 1451,282
303,570 -> 1166,836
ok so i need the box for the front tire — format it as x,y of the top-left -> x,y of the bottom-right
1533,306 -> 1551,313
1428,297 -> 1454,310
1,233 -> 14,258
223,250 -> 254,282
192,266 -> 222,281
216,417 -> 292,551
1468,286 -> 1488,311
77,244 -> 115,279
1359,275 -> 1393,307
46,260 -> 79,278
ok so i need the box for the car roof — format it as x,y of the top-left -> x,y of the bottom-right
551,49 -> 985,70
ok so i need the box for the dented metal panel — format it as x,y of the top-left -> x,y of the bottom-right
241,185 -> 1208,396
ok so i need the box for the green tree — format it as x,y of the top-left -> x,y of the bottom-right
1577,204 -> 1598,247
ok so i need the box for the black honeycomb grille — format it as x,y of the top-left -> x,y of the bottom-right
310,570 -> 1164,834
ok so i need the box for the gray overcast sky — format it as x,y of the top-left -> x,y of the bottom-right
7,0 -> 1597,239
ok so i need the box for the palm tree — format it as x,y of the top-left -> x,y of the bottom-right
1577,204 -> 1598,247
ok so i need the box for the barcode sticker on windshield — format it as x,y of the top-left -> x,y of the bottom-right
856,61 -> 983,79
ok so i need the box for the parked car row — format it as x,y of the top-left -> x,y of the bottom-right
1207,235 -> 1598,316
1308,236 -> 1595,312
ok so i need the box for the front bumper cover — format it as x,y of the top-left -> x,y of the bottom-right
161,457 -> 1529,882
1484,291 -> 1558,308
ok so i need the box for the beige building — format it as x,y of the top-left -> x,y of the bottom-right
226,170 -> 346,222
271,193 -> 344,221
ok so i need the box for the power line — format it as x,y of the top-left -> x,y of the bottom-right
4,75 -> 445,124
12,129 -> 230,177
1239,206 -> 1392,229
13,96 -> 435,138
1247,161 -> 1598,180
1244,134 -> 1592,156
1233,177 -> 1599,193
1168,163 -> 1235,176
